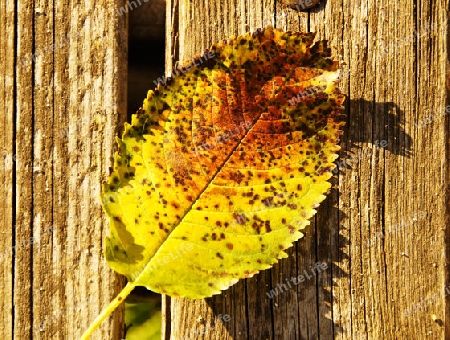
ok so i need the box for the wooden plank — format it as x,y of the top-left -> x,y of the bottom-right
0,0 -> 16,338
0,0 -> 129,338
329,0 -> 448,338
164,0 -> 449,339
13,0 -> 34,336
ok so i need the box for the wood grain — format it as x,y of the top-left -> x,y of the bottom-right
0,0 -> 128,338
163,0 -> 449,339
0,0 -> 16,338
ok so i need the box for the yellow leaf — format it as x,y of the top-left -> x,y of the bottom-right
82,26 -> 345,339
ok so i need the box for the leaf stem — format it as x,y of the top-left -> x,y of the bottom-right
80,281 -> 137,340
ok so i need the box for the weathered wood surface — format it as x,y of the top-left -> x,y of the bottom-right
163,0 -> 449,339
1,0 -> 448,339
0,0 -> 128,338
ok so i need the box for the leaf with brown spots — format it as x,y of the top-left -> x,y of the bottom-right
82,26 -> 345,338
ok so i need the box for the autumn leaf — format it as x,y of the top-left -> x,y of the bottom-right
82,26 -> 345,338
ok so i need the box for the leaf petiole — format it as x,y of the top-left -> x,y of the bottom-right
80,281 -> 137,340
